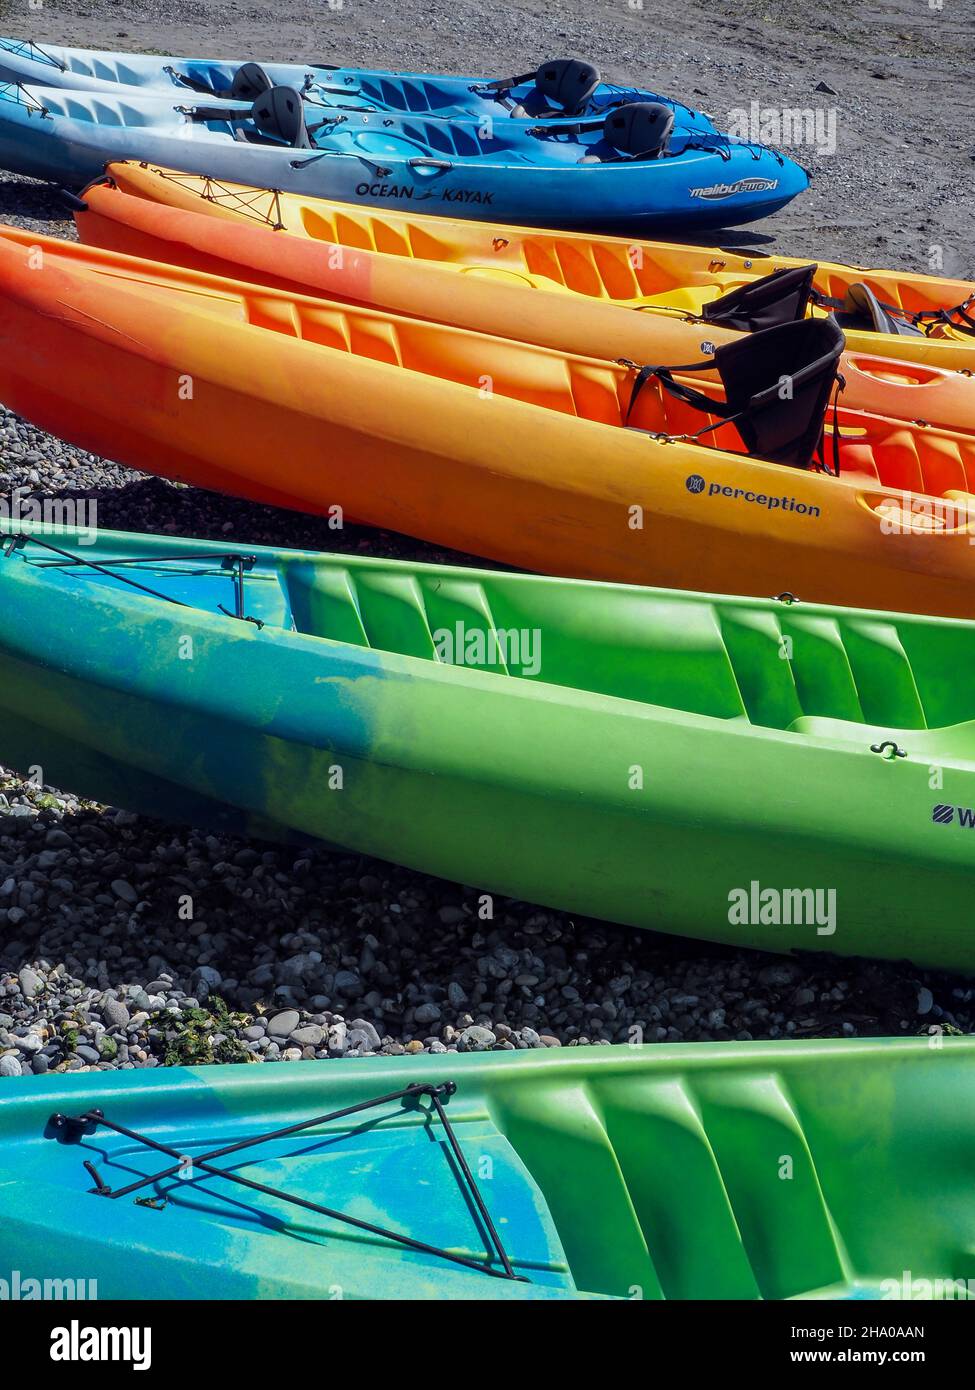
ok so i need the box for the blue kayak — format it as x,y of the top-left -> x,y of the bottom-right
0,82 -> 808,231
0,1038 -> 972,1300
0,40 -> 716,130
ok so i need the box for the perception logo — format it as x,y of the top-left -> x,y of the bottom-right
932,803 -> 975,827
681,476 -> 821,518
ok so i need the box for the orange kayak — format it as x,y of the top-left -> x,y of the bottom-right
72,162 -> 975,436
2,224 -> 975,618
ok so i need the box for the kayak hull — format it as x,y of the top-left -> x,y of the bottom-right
76,164 -> 975,430
1,522 -> 975,970
0,82 -> 806,232
1,229 -> 975,622
1,1039 -> 973,1299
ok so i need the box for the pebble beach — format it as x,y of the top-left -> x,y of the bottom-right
2,0 -> 974,1079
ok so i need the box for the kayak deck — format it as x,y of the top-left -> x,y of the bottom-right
1,1039 -> 973,1300
8,528 -> 975,739
127,164 -> 974,333
6,223 -> 974,506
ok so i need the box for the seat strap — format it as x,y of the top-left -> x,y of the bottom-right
618,356 -> 735,426
813,287 -> 975,338
814,372 -> 846,478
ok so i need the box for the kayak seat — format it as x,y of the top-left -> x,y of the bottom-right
624,317 -> 845,471
833,283 -> 926,337
498,58 -> 602,118
250,85 -> 312,149
534,58 -> 601,114
231,62 -> 273,102
703,264 -> 818,333
581,102 -> 675,162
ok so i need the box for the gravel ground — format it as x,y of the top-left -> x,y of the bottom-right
1,1 -> 973,1076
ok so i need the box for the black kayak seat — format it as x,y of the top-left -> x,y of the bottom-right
250,85 -> 312,148
579,102 -> 675,163
492,58 -> 601,117
166,60 -> 272,101
833,282 -> 926,337
714,317 -> 845,468
624,317 -> 846,472
231,62 -> 274,102
703,264 -> 818,333
533,59 -> 600,114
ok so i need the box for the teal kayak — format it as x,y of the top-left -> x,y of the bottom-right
0,80 -> 805,232
0,41 -> 716,130
0,1038 -> 972,1300
1,521 -> 974,970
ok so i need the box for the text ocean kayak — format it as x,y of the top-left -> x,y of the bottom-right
1,1039 -> 974,1298
84,161 -> 975,378
2,522 -> 975,970
2,229 -> 975,618
0,41 -> 716,129
0,80 -> 807,231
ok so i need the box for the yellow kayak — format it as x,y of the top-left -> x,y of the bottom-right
84,161 -> 975,377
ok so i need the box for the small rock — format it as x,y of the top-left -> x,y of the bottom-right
291,1024 -> 324,1047
267,1009 -> 300,1037
18,967 -> 43,1000
100,999 -> 130,1029
349,1018 -> 381,1049
110,880 -> 138,905
757,962 -> 799,987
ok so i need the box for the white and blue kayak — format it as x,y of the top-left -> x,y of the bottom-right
0,82 -> 808,232
0,41 -> 716,130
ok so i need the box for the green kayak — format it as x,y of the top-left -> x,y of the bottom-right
1,521 -> 974,969
0,1038 -> 972,1300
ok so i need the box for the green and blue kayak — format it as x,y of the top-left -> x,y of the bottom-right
0,1038 -> 972,1300
1,521 -> 974,969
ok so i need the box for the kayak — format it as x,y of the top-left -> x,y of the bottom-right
0,41 -> 716,130
1,1038 -> 973,1298
0,80 -> 807,232
2,228 -> 975,619
2,520 -> 975,970
83,161 -> 975,379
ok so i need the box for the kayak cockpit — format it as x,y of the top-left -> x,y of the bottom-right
30,1076 -> 581,1298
